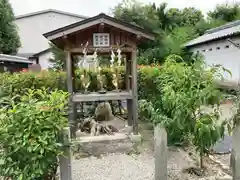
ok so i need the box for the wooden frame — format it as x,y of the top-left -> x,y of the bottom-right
44,13 -> 154,139
93,33 -> 110,47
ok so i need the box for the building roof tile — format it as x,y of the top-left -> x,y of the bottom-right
185,20 -> 240,47
16,9 -> 88,20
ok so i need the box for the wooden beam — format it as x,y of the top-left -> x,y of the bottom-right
131,48 -> 138,134
46,17 -> 155,41
66,50 -> 76,138
126,53 -> 133,126
72,91 -> 133,102
70,47 -> 134,53
66,50 -> 73,93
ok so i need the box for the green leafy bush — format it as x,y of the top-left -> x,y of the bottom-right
193,112 -> 225,168
0,88 -> 69,179
152,55 -> 224,143
137,56 -> 228,169
138,66 -> 161,105
0,55 -> 230,170
0,66 -> 160,101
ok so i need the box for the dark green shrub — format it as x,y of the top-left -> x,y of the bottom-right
138,66 -> 161,106
0,88 -> 69,179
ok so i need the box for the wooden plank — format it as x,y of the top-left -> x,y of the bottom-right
66,51 -> 76,138
125,57 -> 131,90
131,49 -> 138,134
66,51 -> 73,93
154,124 -> 167,180
46,17 -> 155,41
72,91 -> 133,102
127,100 -> 133,126
70,47 -> 134,53
126,55 -> 132,126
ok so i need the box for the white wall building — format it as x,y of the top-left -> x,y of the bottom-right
15,9 -> 87,69
185,20 -> 240,88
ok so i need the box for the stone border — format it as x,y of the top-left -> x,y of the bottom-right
72,133 -> 142,158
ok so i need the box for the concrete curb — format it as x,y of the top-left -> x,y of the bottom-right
72,133 -> 142,158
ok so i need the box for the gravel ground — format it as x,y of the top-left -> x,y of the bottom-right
71,148 -> 222,180
72,153 -> 154,180
70,103 -> 235,180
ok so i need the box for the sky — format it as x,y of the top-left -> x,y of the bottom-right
10,0 -> 239,17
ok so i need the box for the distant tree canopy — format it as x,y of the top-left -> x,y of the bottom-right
208,3 -> 240,22
49,43 -> 79,71
0,0 -> 21,54
50,0 -> 240,66
111,0 -> 240,64
49,43 -> 66,71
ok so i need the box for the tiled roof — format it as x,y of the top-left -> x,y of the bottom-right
185,20 -> 240,47
0,54 -> 33,64
16,53 -> 35,58
15,9 -> 88,20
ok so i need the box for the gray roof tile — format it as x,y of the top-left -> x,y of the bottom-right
16,9 -> 88,20
0,54 -> 32,64
185,20 -> 240,47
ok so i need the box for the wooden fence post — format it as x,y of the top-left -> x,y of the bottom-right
59,127 -> 72,180
154,124 -> 167,180
232,123 -> 240,180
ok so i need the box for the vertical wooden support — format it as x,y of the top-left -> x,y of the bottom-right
126,56 -> 133,126
131,49 -> 138,134
154,124 -> 167,180
71,55 -> 77,137
232,124 -> 240,180
66,50 -> 73,93
125,55 -> 131,90
127,101 -> 133,126
59,127 -> 72,180
66,50 -> 76,138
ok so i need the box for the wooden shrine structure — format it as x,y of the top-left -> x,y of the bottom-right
44,13 -> 155,138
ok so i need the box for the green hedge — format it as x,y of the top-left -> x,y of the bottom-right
0,67 -> 161,103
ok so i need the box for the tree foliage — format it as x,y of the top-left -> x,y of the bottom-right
49,43 -> 80,71
208,3 -> 240,22
112,0 -> 240,64
0,0 -> 21,54
49,43 -> 66,71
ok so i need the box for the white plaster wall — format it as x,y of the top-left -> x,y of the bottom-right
38,51 -> 54,70
15,12 -> 84,54
190,36 -> 240,84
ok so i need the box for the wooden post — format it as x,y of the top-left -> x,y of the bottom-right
126,55 -> 133,126
66,50 -> 76,138
66,50 -> 73,93
59,127 -> 72,180
127,100 -> 133,126
154,124 -> 167,180
131,49 -> 138,134
232,123 -> 240,180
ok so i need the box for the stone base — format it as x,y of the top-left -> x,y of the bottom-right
72,133 -> 142,158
